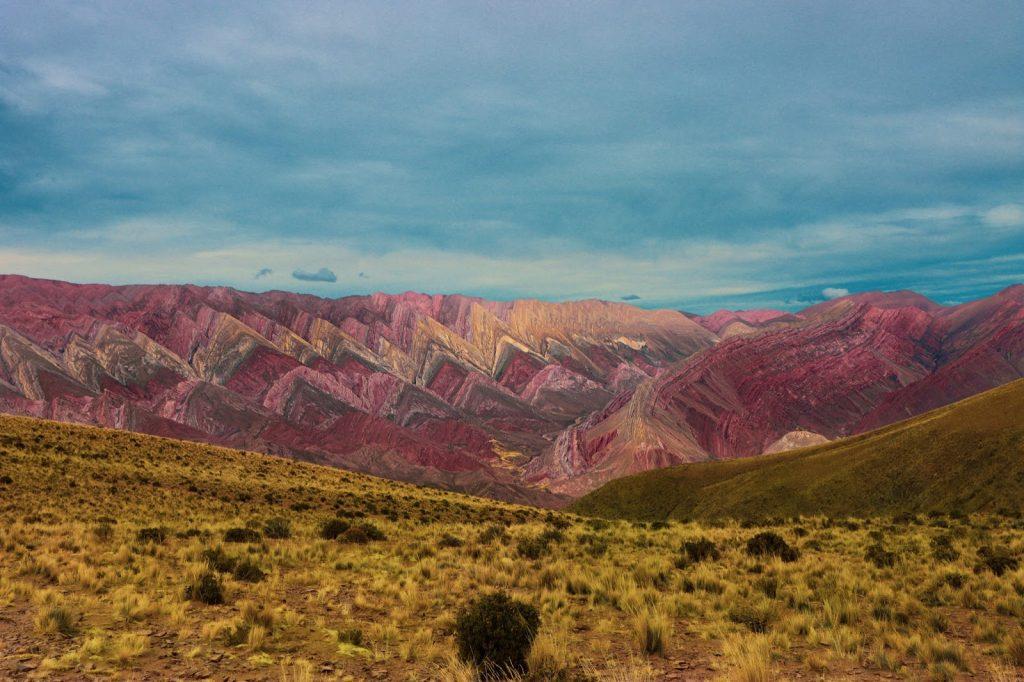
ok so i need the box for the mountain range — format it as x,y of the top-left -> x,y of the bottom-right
573,377 -> 1024,520
1,274 -> 1023,502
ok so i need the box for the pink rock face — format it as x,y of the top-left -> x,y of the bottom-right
4,274 -> 1023,501
0,274 -> 714,505
528,288 -> 1024,495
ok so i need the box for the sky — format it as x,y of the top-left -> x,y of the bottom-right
1,1 -> 1022,313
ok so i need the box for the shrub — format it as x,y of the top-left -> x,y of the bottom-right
93,522 -> 114,542
516,536 -> 549,560
745,532 -> 799,562
633,609 -> 671,655
678,537 -> 720,566
201,546 -> 238,573
728,601 -> 776,633
263,516 -> 291,539
338,627 -> 363,646
184,570 -> 225,604
136,527 -> 166,544
931,534 -> 959,562
978,546 -> 1019,576
339,522 -> 386,544
35,603 -> 78,637
1006,629 -> 1024,666
223,527 -> 261,543
478,525 -> 507,544
454,591 -> 540,675
538,527 -> 565,545
755,576 -> 779,599
865,543 -> 897,568
232,558 -> 266,583
318,517 -> 350,540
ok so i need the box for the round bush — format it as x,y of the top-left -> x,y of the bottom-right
680,537 -> 720,564
223,527 -> 261,543
185,570 -> 225,605
263,516 -> 291,539
232,558 -> 266,583
455,591 -> 540,675
745,532 -> 799,562
318,517 -> 350,540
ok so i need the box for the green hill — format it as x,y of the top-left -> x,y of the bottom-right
573,378 -> 1024,521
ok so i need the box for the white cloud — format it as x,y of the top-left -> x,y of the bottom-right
983,204 -> 1024,228
822,287 -> 850,299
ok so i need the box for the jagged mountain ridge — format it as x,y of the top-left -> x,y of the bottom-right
0,275 -> 715,504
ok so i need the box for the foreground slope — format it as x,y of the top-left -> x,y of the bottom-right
573,378 -> 1024,521
3,414 -> 1024,679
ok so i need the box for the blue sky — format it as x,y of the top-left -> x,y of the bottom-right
1,1 -> 1022,313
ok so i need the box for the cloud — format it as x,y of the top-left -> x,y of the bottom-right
292,267 -> 337,283
254,267 -> 272,279
984,204 -> 1024,227
822,287 -> 850,299
620,294 -> 641,300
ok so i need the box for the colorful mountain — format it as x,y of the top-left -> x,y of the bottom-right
0,274 -> 714,504
528,287 -> 1024,495
572,377 -> 1024,521
2,274 -> 1024,502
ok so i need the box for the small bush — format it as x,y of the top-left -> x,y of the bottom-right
539,527 -> 565,545
35,603 -> 78,637
1005,629 -> 1024,666
339,522 -> 386,544
516,536 -> 549,560
454,591 -> 540,675
338,627 -> 363,646
184,570 -> 225,604
931,534 -> 959,562
678,537 -> 720,566
93,523 -> 114,542
478,525 -> 507,544
232,558 -> 266,583
224,527 -> 261,543
319,518 -> 351,540
634,609 -> 671,656
745,532 -> 799,562
755,576 -> 779,599
865,543 -> 897,568
977,546 -> 1019,576
201,546 -> 238,573
263,516 -> 291,539
728,601 -> 776,633
136,527 -> 166,544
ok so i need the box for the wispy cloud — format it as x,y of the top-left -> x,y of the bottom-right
292,267 -> 336,283
254,267 -> 273,279
822,287 -> 850,299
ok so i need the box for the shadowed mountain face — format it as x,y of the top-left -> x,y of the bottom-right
2,274 -> 1024,502
529,287 -> 1024,495
0,275 -> 714,504
572,377 -> 1024,521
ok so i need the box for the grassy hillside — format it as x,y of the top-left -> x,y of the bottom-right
4,413 -> 1024,679
573,378 -> 1024,522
